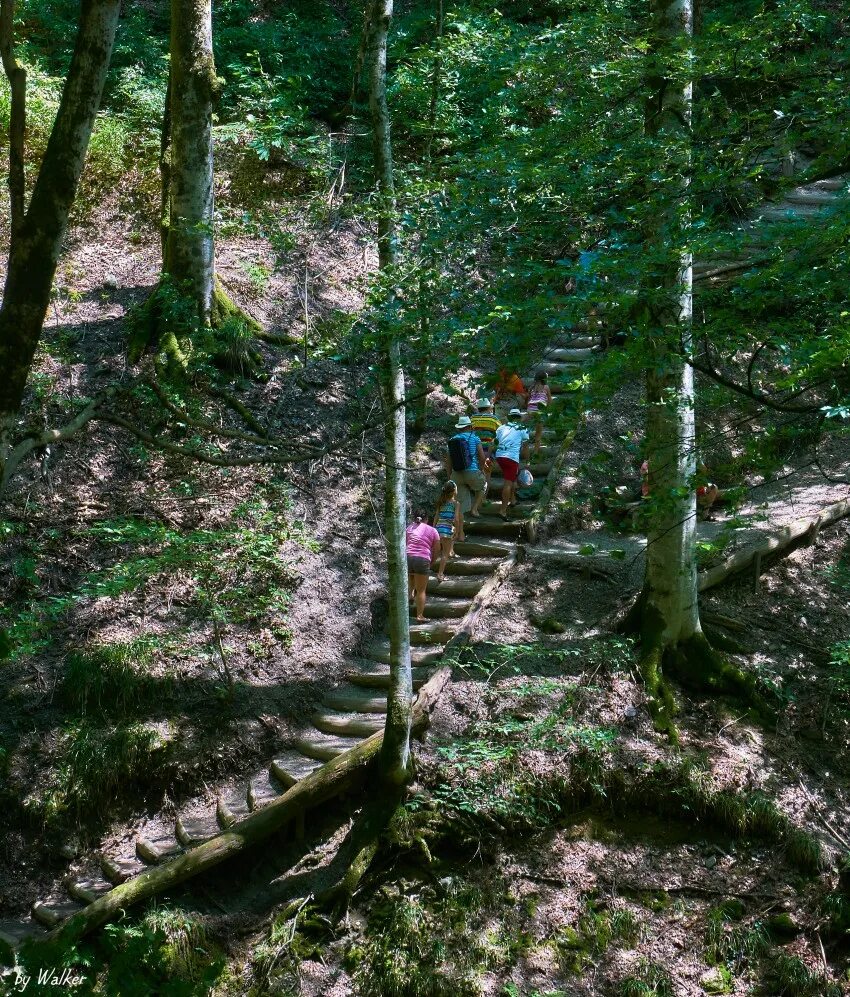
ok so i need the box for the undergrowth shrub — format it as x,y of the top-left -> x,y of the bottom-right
617,960 -> 675,996
60,636 -> 173,717
344,879 -> 532,997
17,904 -> 226,996
28,719 -> 175,826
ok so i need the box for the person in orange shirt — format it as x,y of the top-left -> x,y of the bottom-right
493,369 -> 528,421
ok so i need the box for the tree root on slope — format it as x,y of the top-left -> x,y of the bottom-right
637,630 -> 774,742
128,277 -> 265,377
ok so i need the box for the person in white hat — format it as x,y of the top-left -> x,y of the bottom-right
445,415 -> 489,519
494,408 -> 530,520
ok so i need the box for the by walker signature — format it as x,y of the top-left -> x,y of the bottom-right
11,967 -> 86,991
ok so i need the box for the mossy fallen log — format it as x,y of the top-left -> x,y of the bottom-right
46,667 -> 450,947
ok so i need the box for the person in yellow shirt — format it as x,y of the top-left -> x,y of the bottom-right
471,398 -> 501,485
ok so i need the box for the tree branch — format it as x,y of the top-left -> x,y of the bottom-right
1,394 -> 107,493
688,355 -> 825,413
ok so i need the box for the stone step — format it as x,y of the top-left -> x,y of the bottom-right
543,347 -> 597,362
810,177 -> 847,192
101,854 -> 146,884
271,751 -> 325,788
480,500 -> 535,516
408,620 -> 456,645
312,710 -> 386,737
346,660 -> 433,689
441,556 -> 504,576
295,730 -> 364,762
554,334 -> 600,349
786,188 -> 842,205
425,575 -> 484,598
175,811 -> 221,846
0,919 -> 46,961
66,873 -> 114,904
452,538 -> 514,559
249,771 -> 286,811
32,899 -> 85,929
530,361 -> 583,379
323,684 -> 389,713
756,202 -> 826,222
217,785 -> 252,828
418,595 -> 470,618
465,516 -> 526,539
359,640 -> 443,667
136,831 -> 182,864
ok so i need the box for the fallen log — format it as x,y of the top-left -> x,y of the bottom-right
47,666 -> 450,947
698,497 -> 850,592
524,416 -> 583,544
443,548 -> 522,655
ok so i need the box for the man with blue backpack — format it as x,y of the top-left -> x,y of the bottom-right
445,415 -> 489,519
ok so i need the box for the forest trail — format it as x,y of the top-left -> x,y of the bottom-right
0,336 -> 599,957
1,167 -> 847,964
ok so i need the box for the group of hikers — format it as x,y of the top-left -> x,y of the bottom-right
404,370 -> 552,622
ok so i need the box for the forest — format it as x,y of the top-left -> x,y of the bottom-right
0,0 -> 849,993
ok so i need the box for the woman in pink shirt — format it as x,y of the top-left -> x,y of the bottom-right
406,510 -> 441,622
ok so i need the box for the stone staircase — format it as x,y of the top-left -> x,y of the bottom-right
693,174 -> 848,285
0,334 -> 598,962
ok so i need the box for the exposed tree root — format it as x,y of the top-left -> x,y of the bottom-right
638,643 -> 680,745
128,276 -> 263,376
620,587 -> 773,738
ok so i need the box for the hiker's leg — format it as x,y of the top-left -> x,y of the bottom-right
438,541 -> 450,580
413,573 -> 428,621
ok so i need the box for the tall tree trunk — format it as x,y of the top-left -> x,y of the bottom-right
0,0 -> 121,481
166,0 -> 216,325
368,0 -> 413,787
132,0 -> 258,370
159,63 -> 173,265
642,0 -> 698,653
0,0 -> 26,243
638,0 -> 700,733
637,0 -> 758,732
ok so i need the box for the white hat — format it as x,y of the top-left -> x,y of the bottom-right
509,407 -> 523,417
455,415 -> 472,429
476,397 -> 493,410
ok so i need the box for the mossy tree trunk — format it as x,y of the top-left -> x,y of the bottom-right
368,0 -> 414,788
638,0 -> 701,732
133,0 -> 259,370
165,0 -> 216,324
636,0 -> 760,733
0,0 -> 121,483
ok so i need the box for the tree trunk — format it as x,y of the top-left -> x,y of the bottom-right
368,0 -> 413,787
638,0 -> 701,732
0,0 -> 26,242
411,276 -> 431,433
0,0 -> 121,481
165,0 -> 216,324
159,62 -> 173,265
636,0 -> 761,732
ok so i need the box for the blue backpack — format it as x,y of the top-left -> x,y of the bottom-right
448,432 -> 475,471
